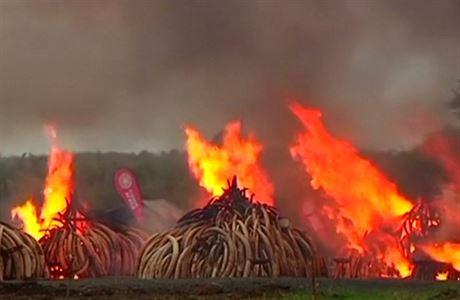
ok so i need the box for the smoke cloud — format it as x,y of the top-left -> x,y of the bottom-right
0,1 -> 459,155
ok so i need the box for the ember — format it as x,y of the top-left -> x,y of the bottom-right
138,177 -> 324,279
436,271 -> 448,281
40,212 -> 148,278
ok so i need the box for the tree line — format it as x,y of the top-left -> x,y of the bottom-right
0,150 -> 200,220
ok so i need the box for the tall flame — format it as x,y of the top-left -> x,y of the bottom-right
185,121 -> 274,205
289,102 -> 414,277
11,126 -> 74,240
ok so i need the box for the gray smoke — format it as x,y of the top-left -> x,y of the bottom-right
0,0 -> 459,155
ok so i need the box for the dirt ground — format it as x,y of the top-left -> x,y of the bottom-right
0,277 -> 458,300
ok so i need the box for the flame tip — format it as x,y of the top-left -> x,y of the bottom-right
185,120 -> 274,206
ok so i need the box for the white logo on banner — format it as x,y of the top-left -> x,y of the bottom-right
119,173 -> 133,189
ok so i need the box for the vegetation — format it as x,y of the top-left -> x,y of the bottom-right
0,144 -> 451,224
1,96 -> 458,223
0,279 -> 458,300
0,150 -> 200,220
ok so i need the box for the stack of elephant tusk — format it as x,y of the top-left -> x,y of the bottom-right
399,202 -> 440,259
0,221 -> 49,280
138,177 -> 326,279
39,208 -> 149,278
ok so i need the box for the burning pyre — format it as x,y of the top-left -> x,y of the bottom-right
2,101 -> 458,282
289,102 -> 460,280
10,127 -> 148,279
181,111 -> 460,280
137,177 -> 325,279
38,206 -> 148,278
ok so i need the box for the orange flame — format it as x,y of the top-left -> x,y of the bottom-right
289,102 -> 414,277
436,271 -> 449,281
11,126 -> 75,240
185,121 -> 274,205
423,132 -> 460,270
10,199 -> 41,239
421,243 -> 460,272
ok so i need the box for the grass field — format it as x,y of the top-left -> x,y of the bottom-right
0,278 -> 458,300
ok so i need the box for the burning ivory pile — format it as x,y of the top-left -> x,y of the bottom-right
138,177 -> 324,279
0,221 -> 49,280
39,208 -> 148,278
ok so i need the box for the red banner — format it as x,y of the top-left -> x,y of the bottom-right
114,168 -> 144,223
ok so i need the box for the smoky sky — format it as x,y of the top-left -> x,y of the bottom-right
0,0 -> 459,155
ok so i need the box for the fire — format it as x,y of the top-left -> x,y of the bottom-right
185,121 -> 274,205
436,271 -> 449,281
422,131 -> 460,272
289,102 -> 414,277
11,126 -> 75,240
10,199 -> 41,240
421,243 -> 460,272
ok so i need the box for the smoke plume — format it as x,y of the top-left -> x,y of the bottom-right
0,1 -> 459,155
